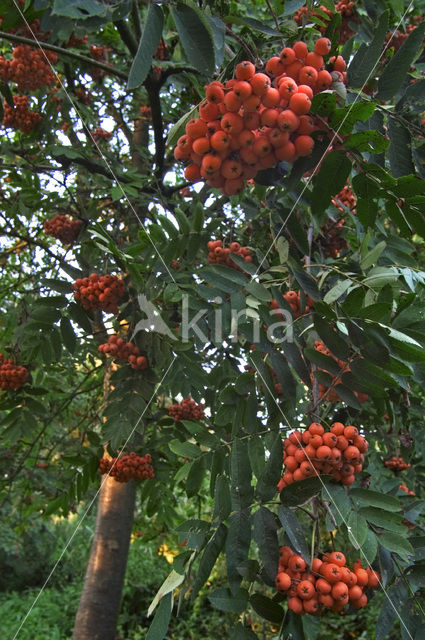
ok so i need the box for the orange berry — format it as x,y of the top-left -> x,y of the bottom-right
184,164 -> 201,182
199,101 -> 220,122
205,83 -> 224,103
289,92 -> 311,115
250,72 -> 271,96
293,41 -> 308,59
265,56 -> 285,77
233,80 -> 252,100
331,581 -> 348,601
221,112 -> 244,134
235,60 -> 256,80
210,130 -> 230,152
192,137 -> 210,155
298,66 -> 318,86
305,51 -> 324,70
261,87 -> 280,108
316,69 -> 333,90
297,580 -> 315,600
277,109 -> 300,132
314,37 -> 332,56
275,571 -> 291,591
186,118 -> 208,139
223,91 -> 242,112
294,134 -> 314,156
280,47 -> 296,65
288,596 -> 304,614
316,578 -> 332,594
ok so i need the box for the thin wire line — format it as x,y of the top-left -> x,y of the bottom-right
254,0 -> 416,277
252,358 -> 414,639
10,357 -> 176,640
9,0 -> 176,283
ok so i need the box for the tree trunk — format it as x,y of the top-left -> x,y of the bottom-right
73,476 -> 136,640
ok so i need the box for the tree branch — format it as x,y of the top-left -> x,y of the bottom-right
0,30 -> 128,80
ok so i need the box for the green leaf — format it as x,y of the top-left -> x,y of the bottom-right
250,593 -> 284,623
208,587 -> 249,613
146,592 -> 172,640
329,102 -> 376,136
208,15 -> 226,68
213,475 -> 232,522
269,351 -> 296,401
379,531 -> 414,560
362,528 -> 379,565
226,509 -> 251,594
360,241 -> 387,270
280,476 -> 329,507
322,482 -> 352,526
255,433 -> 283,502
278,506 -> 310,562
359,507 -> 407,534
170,0 -> 215,75
127,4 -> 164,89
347,11 -> 389,88
169,439 -> 201,459
60,317 -> 76,354
231,438 -> 253,510
344,130 -> 390,154
387,117 -> 414,178
186,457 -> 205,497
350,358 -> 397,389
191,523 -> 227,600
323,280 -> 352,304
311,151 -> 352,216
68,302 -> 92,334
377,20 -> 425,101
375,580 -> 407,640
148,570 -> 184,616
350,488 -> 401,512
52,0 -> 108,19
347,511 -> 368,548
313,315 -> 350,360
252,506 -> 279,583
245,279 -> 272,302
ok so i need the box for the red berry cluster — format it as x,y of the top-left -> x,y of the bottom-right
294,2 -> 357,44
207,239 -> 252,268
332,184 -> 356,212
278,422 -> 368,491
275,546 -> 379,615
73,273 -> 125,313
385,20 -> 421,52
43,214 -> 83,244
154,39 -> 169,60
3,96 -> 42,134
0,44 -> 57,90
385,456 -> 411,471
0,354 -> 29,390
99,453 -> 154,483
98,334 -> 148,370
174,40 -> 347,196
399,483 -> 415,496
65,33 -> 89,48
168,397 -> 205,421
140,105 -> 152,120
75,87 -> 92,105
91,127 -> 113,142
319,218 -> 348,258
313,340 -> 368,403
270,291 -> 314,320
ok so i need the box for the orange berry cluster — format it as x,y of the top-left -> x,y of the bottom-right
91,127 -> 113,142
168,397 -> 205,421
270,291 -> 314,320
294,2 -> 357,44
98,334 -> 148,370
3,96 -> 42,134
73,273 -> 125,314
399,483 -> 415,496
155,39 -> 169,60
65,33 -> 89,48
43,214 -> 83,244
275,546 -> 379,616
332,184 -> 356,212
99,453 -> 154,483
140,105 -> 152,120
174,40 -> 347,195
313,340 -> 368,403
0,45 -> 57,90
319,218 -> 348,258
207,239 -> 252,268
278,422 -> 368,491
0,354 -> 29,390
385,456 -> 411,471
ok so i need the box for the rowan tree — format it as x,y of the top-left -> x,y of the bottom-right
1,1 -> 425,639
